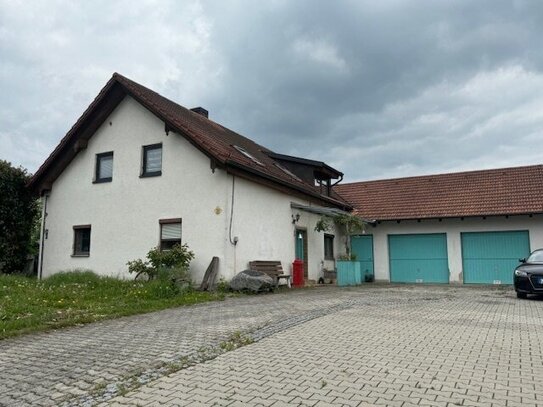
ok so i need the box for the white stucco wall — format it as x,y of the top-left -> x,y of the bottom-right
366,215 -> 543,283
224,177 -> 343,282
42,96 -> 230,281
41,95 -> 341,283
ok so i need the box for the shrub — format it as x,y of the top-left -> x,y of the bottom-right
127,244 -> 195,285
0,160 -> 39,274
126,258 -> 154,279
147,244 -> 194,270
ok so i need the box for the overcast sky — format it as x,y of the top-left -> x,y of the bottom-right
2,0 -> 543,182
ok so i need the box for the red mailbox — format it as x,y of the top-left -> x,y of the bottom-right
292,259 -> 304,287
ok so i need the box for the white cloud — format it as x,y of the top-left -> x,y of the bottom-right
292,38 -> 348,72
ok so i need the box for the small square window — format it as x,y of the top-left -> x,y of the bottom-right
160,218 -> 181,250
95,152 -> 113,183
73,225 -> 91,256
142,144 -> 162,177
324,234 -> 334,260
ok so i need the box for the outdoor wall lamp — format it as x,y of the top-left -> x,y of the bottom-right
291,213 -> 300,224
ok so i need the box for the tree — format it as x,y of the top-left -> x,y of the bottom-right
315,212 -> 366,259
0,160 -> 39,274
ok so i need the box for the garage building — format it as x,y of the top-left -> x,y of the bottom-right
336,164 -> 543,284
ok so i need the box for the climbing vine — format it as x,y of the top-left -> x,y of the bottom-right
314,212 -> 366,259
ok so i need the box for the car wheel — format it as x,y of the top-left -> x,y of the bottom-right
516,292 -> 527,299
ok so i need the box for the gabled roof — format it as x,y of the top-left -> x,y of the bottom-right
28,73 -> 350,209
335,164 -> 543,221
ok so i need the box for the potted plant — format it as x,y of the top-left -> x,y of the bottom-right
315,213 -> 366,286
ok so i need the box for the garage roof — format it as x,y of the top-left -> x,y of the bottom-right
335,164 -> 543,221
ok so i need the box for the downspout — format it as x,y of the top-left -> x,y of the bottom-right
331,174 -> 343,187
38,192 -> 49,280
228,175 -> 238,273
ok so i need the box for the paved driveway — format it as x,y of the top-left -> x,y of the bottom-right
2,285 -> 543,406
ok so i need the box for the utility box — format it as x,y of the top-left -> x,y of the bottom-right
292,259 -> 304,287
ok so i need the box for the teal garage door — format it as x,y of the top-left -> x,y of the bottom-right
389,234 -> 449,283
351,235 -> 374,279
461,231 -> 530,284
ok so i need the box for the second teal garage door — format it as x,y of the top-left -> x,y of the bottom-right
462,231 -> 530,284
389,234 -> 449,283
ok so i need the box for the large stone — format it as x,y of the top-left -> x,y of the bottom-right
229,270 -> 275,292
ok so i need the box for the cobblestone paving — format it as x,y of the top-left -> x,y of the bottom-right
2,285 -> 539,406
106,286 -> 543,407
0,286 -> 376,407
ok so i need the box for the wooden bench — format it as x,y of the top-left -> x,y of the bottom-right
249,260 -> 291,288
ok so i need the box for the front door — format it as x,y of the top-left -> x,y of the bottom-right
295,229 -> 308,279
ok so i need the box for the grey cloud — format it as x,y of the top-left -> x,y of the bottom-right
2,0 -> 543,181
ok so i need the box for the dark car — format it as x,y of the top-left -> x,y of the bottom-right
514,249 -> 543,298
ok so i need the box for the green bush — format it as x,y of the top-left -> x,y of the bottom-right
147,244 -> 194,270
125,259 -> 154,279
127,244 -> 195,284
0,160 -> 39,274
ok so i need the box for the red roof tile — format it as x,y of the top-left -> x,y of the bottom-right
335,165 -> 543,220
28,73 -> 349,208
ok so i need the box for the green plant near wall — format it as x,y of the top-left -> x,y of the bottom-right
127,244 -> 195,283
314,213 -> 365,258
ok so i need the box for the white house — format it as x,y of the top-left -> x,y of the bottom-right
28,73 -> 351,283
29,72 -> 543,286
336,166 -> 543,285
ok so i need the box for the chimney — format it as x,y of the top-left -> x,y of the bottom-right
190,107 -> 208,118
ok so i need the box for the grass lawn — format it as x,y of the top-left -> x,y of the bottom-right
0,271 -> 226,340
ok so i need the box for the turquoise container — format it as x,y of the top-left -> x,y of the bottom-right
337,261 -> 362,286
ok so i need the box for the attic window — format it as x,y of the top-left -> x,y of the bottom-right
274,163 -> 302,182
95,151 -> 113,183
141,143 -> 162,177
233,145 -> 265,166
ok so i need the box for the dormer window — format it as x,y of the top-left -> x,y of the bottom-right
315,177 -> 332,196
233,145 -> 265,166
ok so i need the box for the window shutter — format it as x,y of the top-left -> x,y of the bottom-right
161,222 -> 181,240
99,156 -> 113,179
146,147 -> 162,173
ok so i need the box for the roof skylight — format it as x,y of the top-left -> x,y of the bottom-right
233,145 -> 265,166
